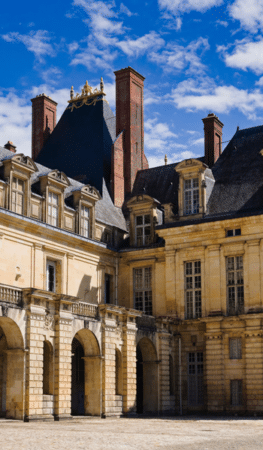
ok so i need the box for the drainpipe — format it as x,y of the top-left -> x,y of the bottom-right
115,256 -> 118,305
179,335 -> 182,416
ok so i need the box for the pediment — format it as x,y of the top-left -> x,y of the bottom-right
48,170 -> 70,186
81,185 -> 101,201
9,154 -> 38,172
176,158 -> 207,173
127,194 -> 159,208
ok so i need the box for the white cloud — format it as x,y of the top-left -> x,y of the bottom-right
120,2 -> 133,16
216,20 -> 228,27
117,32 -> 165,57
149,37 -> 209,74
2,30 -> 55,62
228,0 -> 263,32
256,77 -> 263,86
190,137 -> 204,146
73,0 -> 116,18
41,67 -> 62,84
171,77 -> 263,119
68,41 -> 79,53
218,38 -> 263,75
144,118 -> 186,157
70,39 -> 118,70
158,0 -> 223,14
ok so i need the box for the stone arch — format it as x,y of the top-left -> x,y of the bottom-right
136,337 -> 158,414
0,317 -> 24,419
71,329 -> 101,416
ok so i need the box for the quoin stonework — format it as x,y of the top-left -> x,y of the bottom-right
0,66 -> 263,420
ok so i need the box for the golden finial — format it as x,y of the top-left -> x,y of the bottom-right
100,77 -> 104,92
165,154 -> 168,165
70,86 -> 74,99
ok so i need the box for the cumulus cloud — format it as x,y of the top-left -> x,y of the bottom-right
117,32 -> 165,57
70,38 -> 118,70
158,0 -> 223,14
144,118 -> 186,160
170,77 -> 263,119
218,38 -> 263,75
2,30 -> 55,62
228,0 -> 263,32
149,37 -> 209,74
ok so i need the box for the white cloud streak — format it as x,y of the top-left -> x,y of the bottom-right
2,30 -> 55,62
158,0 -> 223,14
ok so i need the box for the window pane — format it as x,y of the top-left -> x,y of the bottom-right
136,215 -> 143,225
134,267 -> 152,315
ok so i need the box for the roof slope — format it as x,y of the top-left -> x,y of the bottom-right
208,125 -> 263,216
35,96 -> 116,195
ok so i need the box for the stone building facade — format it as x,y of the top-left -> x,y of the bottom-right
1,66 -> 263,420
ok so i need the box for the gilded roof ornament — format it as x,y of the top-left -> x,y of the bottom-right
67,78 -> 106,111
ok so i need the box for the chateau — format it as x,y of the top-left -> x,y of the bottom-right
1,66 -> 263,421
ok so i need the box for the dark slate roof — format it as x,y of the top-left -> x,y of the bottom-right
0,146 -> 127,232
35,95 -> 116,195
133,124 -> 263,225
132,159 -> 213,216
207,125 -> 263,216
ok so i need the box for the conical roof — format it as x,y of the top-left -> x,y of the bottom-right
35,93 -> 116,195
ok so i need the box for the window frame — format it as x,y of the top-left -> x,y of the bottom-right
184,260 -> 202,319
47,190 -> 59,227
184,177 -> 200,216
80,204 -> 90,238
11,176 -> 25,215
226,255 -> 244,315
133,266 -> 153,315
230,379 -> 243,406
46,260 -> 56,293
229,338 -> 242,360
135,214 -> 151,247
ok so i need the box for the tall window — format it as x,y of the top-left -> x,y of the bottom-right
134,267 -> 152,315
185,261 -> 202,319
184,178 -> 199,215
47,191 -> 59,226
188,352 -> 203,406
227,256 -> 244,315
229,338 -> 242,359
46,260 -> 56,292
135,214 -> 151,246
80,205 -> 90,238
230,380 -> 242,406
11,177 -> 24,214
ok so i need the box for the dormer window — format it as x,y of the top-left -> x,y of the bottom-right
80,205 -> 90,238
47,191 -> 59,226
184,178 -> 199,215
11,177 -> 24,215
135,214 -> 151,246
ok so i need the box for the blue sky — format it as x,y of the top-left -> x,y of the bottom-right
1,0 -> 263,167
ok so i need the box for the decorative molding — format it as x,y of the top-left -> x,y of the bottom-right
67,79 -> 107,111
44,313 -> 55,330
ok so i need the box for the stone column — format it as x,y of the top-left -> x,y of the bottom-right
25,305 -> 45,421
245,319 -> 263,412
5,349 -> 25,420
122,318 -> 137,416
205,319 -> 225,412
54,311 -> 73,420
101,320 -> 117,417
158,330 -> 172,414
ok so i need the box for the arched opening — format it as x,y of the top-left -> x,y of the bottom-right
71,337 -> 85,415
136,338 -> 158,414
43,340 -> 54,416
0,317 -> 24,420
115,349 -> 123,395
71,329 -> 101,416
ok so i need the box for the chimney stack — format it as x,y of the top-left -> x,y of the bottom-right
4,141 -> 16,153
202,113 -> 224,168
114,67 -> 148,198
31,93 -> 57,160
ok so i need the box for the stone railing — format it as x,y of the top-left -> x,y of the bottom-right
0,283 -> 23,306
136,315 -> 156,332
72,301 -> 98,319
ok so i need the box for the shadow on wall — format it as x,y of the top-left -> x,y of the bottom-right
77,275 -> 99,305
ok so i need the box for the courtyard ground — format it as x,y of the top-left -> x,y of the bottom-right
1,416 -> 263,450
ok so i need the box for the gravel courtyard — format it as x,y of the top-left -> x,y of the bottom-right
1,416 -> 263,450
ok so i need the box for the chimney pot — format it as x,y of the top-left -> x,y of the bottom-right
202,112 -> 224,168
4,141 -> 16,153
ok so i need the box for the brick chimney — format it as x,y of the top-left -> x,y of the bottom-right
4,141 -> 16,153
31,93 -> 57,160
202,113 -> 224,168
114,67 -> 148,198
